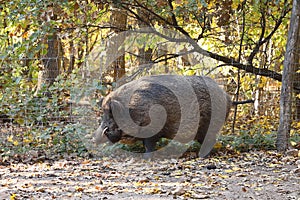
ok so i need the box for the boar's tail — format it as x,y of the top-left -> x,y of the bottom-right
232,99 -> 254,105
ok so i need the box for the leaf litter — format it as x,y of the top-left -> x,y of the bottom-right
0,150 -> 299,199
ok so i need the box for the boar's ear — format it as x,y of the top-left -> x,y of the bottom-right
110,99 -> 124,115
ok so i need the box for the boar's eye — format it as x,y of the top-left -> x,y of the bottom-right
101,114 -> 110,122
108,109 -> 113,117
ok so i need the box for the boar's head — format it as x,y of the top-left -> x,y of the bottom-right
94,97 -> 123,144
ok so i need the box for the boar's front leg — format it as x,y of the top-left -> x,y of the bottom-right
143,136 -> 158,159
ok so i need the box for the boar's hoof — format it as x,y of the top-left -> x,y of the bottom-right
143,152 -> 153,160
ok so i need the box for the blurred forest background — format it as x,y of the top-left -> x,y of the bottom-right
0,0 -> 299,159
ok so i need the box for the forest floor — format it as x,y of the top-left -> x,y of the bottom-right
0,150 -> 299,200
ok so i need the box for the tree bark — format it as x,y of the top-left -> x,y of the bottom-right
294,26 -> 300,121
137,9 -> 153,69
110,6 -> 127,82
42,32 -> 61,86
36,5 -> 61,94
277,0 -> 300,151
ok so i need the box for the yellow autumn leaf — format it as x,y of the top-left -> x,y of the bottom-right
15,118 -> 24,125
232,166 -> 241,171
134,182 -> 144,186
22,31 -> 29,39
214,142 -> 222,149
225,169 -> 233,173
13,140 -> 19,146
183,191 -> 191,197
151,188 -> 161,194
269,163 -> 278,167
7,135 -> 14,143
218,174 -> 229,179
23,138 -> 32,143
258,82 -> 264,89
10,193 -> 17,200
232,0 -> 240,10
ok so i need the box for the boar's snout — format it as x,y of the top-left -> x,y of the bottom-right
93,118 -> 123,144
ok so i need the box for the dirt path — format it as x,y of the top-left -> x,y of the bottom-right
0,150 -> 299,199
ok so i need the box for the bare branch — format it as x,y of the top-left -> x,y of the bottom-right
247,4 -> 268,64
247,1 -> 291,64
103,0 -> 294,88
167,0 -> 191,37
118,2 -> 152,27
127,27 -> 284,83
153,49 -> 196,64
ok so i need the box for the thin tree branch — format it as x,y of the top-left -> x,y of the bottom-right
232,0 -> 246,134
167,0 -> 191,37
247,1 -> 291,64
247,5 -> 266,64
104,0 -> 297,90
119,2 -> 153,27
153,49 -> 196,64
129,27 -> 284,83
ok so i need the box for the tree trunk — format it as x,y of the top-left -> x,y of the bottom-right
36,6 -> 61,94
294,27 -> 300,121
295,96 -> 300,120
137,9 -> 153,69
277,0 -> 300,151
110,6 -> 127,82
42,32 -> 61,86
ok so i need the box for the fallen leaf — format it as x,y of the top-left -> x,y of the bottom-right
75,187 -> 84,192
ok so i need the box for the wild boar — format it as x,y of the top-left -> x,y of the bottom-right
94,75 -> 231,158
